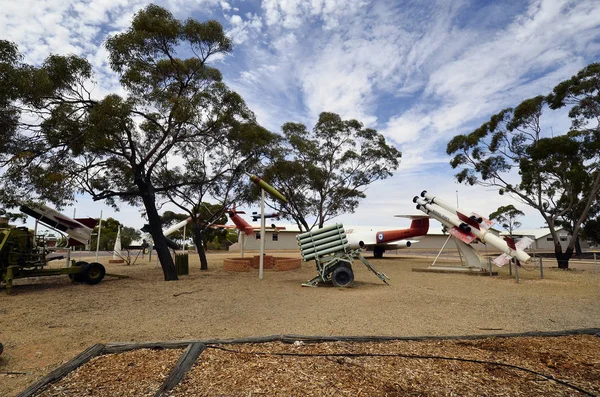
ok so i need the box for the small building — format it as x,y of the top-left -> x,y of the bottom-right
229,224 -> 301,251
499,228 -> 589,251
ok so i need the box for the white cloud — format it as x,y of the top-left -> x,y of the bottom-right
261,0 -> 368,29
225,13 -> 263,44
4,0 -> 600,232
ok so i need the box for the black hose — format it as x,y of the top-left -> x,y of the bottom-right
206,345 -> 596,396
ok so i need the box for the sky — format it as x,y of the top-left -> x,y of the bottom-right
2,0 -> 600,233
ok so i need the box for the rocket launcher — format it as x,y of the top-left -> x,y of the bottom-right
297,224 -> 349,261
297,223 -> 389,287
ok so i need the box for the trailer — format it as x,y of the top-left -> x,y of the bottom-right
297,224 -> 390,287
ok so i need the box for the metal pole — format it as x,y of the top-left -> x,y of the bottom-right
241,233 -> 245,258
95,210 -> 103,262
509,257 -> 512,276
488,257 -> 492,276
259,189 -> 265,280
431,234 -> 452,267
594,252 -> 597,273
539,257 -> 544,279
514,258 -> 519,284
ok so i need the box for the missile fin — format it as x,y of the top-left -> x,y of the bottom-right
493,253 -> 512,267
504,236 -> 517,250
457,211 -> 481,230
449,226 -> 477,244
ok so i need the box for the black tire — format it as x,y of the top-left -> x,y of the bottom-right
69,261 -> 88,282
373,247 -> 384,258
332,265 -> 354,288
83,262 -> 105,285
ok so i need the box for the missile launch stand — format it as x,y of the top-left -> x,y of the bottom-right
297,224 -> 390,287
424,234 -> 495,274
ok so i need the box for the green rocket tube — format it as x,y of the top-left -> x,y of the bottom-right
249,174 -> 288,204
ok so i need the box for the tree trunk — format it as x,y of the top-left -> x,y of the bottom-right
140,184 -> 178,281
575,237 -> 582,256
192,223 -> 208,270
554,242 -> 572,269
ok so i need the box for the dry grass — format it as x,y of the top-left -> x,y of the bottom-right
1,250 -> 599,396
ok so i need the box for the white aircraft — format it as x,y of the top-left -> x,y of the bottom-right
344,216 -> 429,258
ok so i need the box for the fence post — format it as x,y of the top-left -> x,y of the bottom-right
539,257 -> 544,279
514,258 -> 519,284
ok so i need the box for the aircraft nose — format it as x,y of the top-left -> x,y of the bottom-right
359,241 -> 365,248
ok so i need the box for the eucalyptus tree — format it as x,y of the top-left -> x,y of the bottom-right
0,5 -> 257,280
447,64 -> 600,268
161,122 -> 280,270
261,112 -> 401,231
489,205 -> 524,238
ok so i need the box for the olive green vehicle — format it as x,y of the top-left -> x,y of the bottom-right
0,224 -> 106,295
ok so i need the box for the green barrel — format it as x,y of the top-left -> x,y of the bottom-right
175,254 -> 189,276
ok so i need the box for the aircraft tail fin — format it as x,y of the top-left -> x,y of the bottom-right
409,217 -> 429,233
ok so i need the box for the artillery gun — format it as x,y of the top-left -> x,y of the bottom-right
0,205 -> 107,294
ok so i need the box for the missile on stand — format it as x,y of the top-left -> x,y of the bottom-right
249,174 -> 288,204
413,195 -> 531,264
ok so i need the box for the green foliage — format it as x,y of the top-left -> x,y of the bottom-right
90,217 -> 141,251
262,112 -> 401,231
0,5 -> 261,280
489,205 -> 524,236
447,63 -> 600,268
581,217 -> 600,246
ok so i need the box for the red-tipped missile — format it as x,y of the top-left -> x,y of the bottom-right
249,174 -> 288,204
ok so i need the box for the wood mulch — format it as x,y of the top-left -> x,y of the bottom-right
33,335 -> 600,396
37,348 -> 182,397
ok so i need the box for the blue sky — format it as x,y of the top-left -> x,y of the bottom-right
2,0 -> 600,232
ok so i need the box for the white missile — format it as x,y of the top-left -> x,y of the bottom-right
420,190 -> 493,229
414,196 -> 531,264
164,217 -> 191,237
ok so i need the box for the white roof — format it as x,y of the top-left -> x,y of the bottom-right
499,227 -> 565,240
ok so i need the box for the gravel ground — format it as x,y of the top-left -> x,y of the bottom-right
1,250 -> 599,396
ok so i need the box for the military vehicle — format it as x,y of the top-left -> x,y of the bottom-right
0,205 -> 106,294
